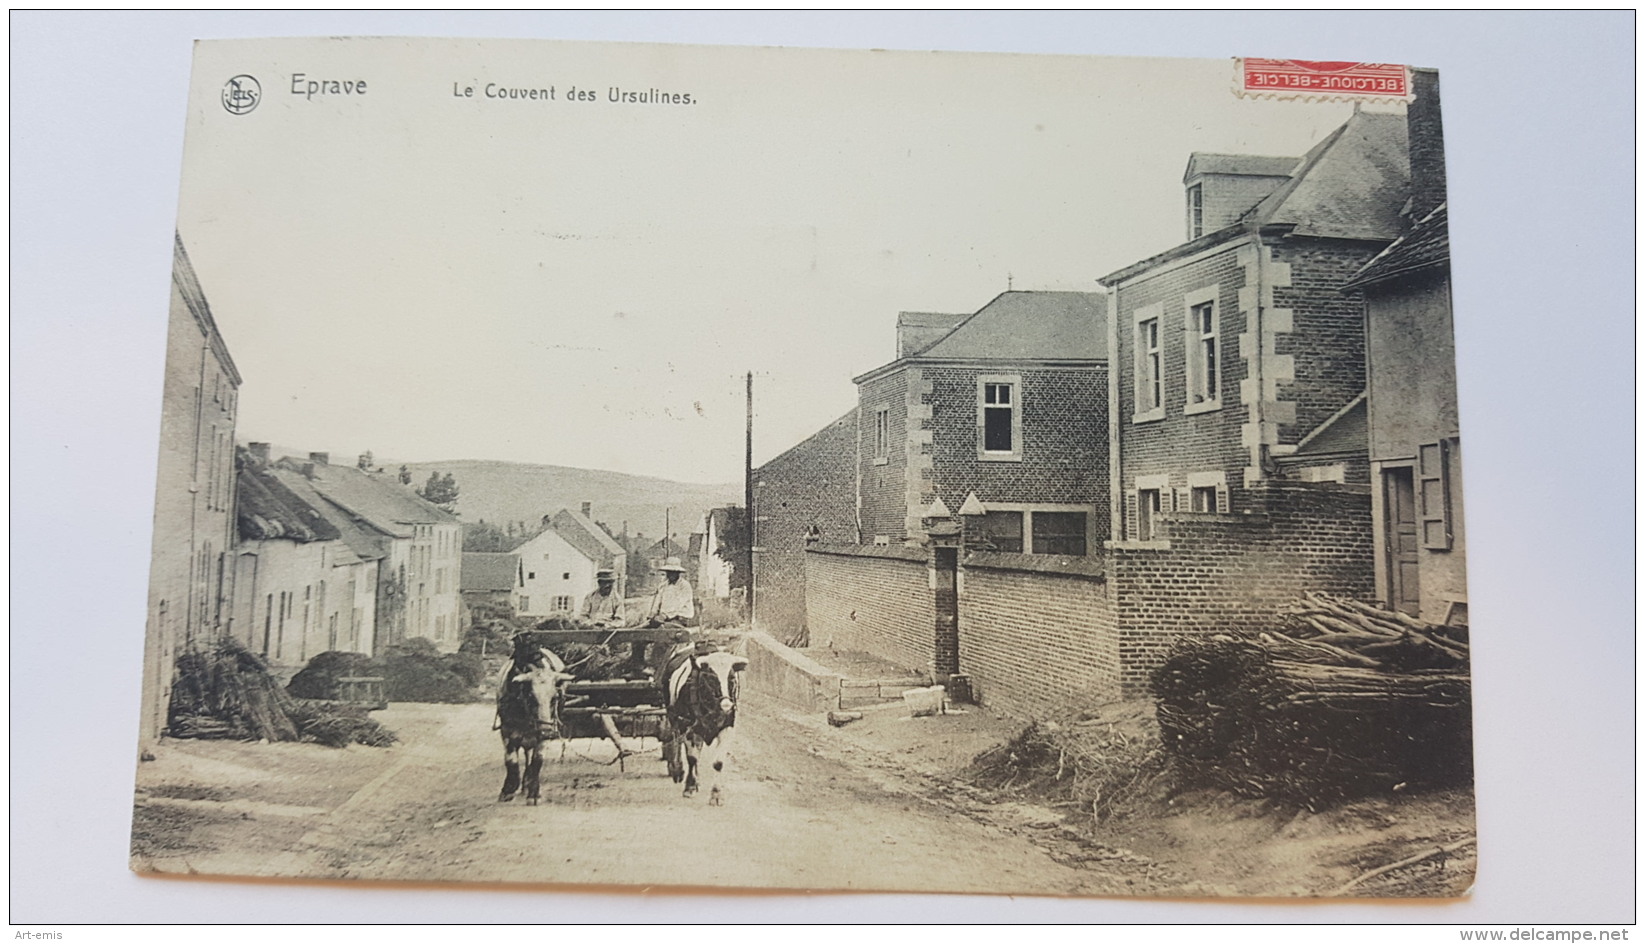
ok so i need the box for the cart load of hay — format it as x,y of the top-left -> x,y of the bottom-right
1148,593 -> 1472,809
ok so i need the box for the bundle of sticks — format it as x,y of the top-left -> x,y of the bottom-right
168,637 -> 301,743
168,637 -> 397,747
1149,594 -> 1473,808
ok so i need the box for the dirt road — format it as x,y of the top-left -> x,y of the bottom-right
132,691 -> 1125,896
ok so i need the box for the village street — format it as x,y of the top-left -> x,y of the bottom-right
132,690 -> 1147,896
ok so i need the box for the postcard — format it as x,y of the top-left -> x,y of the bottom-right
133,37 -> 1471,898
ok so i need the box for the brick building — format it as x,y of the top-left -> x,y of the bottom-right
855,290 -> 1109,552
1343,70 -> 1465,625
1099,110 -> 1410,540
141,234 -> 242,745
751,410 -> 857,644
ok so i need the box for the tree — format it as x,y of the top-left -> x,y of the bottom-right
463,519 -> 512,552
398,464 -> 412,485
357,450 -> 375,471
713,505 -> 752,592
417,471 -> 460,511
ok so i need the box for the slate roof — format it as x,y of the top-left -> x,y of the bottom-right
1343,203 -> 1450,290
269,468 -> 388,563
897,311 -> 968,357
548,508 -> 626,564
461,553 -> 521,592
1183,153 -> 1299,182
910,291 -> 1107,361
1101,112 -> 1411,285
645,536 -> 689,560
236,467 -> 340,543
1240,111 -> 1410,241
1290,395 -> 1368,458
283,461 -> 457,538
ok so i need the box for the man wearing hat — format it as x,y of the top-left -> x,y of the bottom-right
580,568 -> 625,628
623,556 -> 697,680
644,557 -> 696,628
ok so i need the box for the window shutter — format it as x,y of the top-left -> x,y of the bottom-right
1215,482 -> 1230,514
1126,491 -> 1138,540
1417,440 -> 1452,550
1173,488 -> 1189,514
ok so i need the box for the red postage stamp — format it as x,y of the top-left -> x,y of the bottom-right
1236,58 -> 1413,102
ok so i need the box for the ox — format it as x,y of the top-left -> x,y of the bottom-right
663,647 -> 747,805
495,635 -> 575,805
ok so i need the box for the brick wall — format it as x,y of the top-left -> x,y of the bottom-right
1114,234 -> 1383,533
1113,241 -> 1251,517
1106,479 -> 1376,694
753,410 -> 858,644
801,482 -> 1373,715
1270,237 -> 1379,443
804,544 -> 935,672
857,370 -> 910,541
957,552 -> 1117,717
924,366 -> 1109,538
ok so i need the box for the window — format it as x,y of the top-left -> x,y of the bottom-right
1187,300 -> 1219,406
552,595 -> 574,612
1138,489 -> 1163,540
873,405 -> 890,464
1133,305 -> 1165,422
562,572 -> 571,580
1031,512 -> 1088,556
519,596 -> 530,611
1418,439 -> 1453,549
1187,183 -> 1204,239
1185,471 -> 1228,515
977,375 -> 1023,460
976,511 -> 1024,553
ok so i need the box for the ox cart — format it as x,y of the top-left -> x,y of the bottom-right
519,625 -> 695,768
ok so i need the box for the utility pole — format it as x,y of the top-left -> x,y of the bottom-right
745,370 -> 755,623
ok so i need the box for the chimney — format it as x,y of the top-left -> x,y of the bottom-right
1182,153 -> 1298,239
308,452 -> 329,466
581,501 -> 593,518
896,312 -> 964,358
1407,68 -> 1448,222
248,442 -> 271,465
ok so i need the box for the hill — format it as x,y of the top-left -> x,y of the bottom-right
398,459 -> 740,547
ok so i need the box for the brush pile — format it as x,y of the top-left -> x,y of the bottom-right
168,637 -> 395,748
1149,593 -> 1472,808
970,702 -> 1170,824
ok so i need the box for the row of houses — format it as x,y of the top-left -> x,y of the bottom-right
141,236 -> 467,746
753,72 -> 1464,713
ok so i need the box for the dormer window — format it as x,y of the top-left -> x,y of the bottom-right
1187,182 -> 1204,239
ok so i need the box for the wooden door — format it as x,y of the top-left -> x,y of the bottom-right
1384,468 -> 1421,616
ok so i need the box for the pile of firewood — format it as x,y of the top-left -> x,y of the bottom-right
168,637 -> 395,748
1149,593 -> 1473,808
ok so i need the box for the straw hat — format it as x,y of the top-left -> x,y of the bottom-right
659,557 -> 687,573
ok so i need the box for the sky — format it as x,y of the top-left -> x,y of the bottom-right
175,38 -> 1359,483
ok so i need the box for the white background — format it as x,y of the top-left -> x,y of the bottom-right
10,10 -> 1636,926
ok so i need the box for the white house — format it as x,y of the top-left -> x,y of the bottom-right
277,452 -> 464,653
513,507 -> 626,619
693,507 -> 736,600
230,454 -> 382,667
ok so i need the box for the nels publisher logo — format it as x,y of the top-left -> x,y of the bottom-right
222,75 -> 261,115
